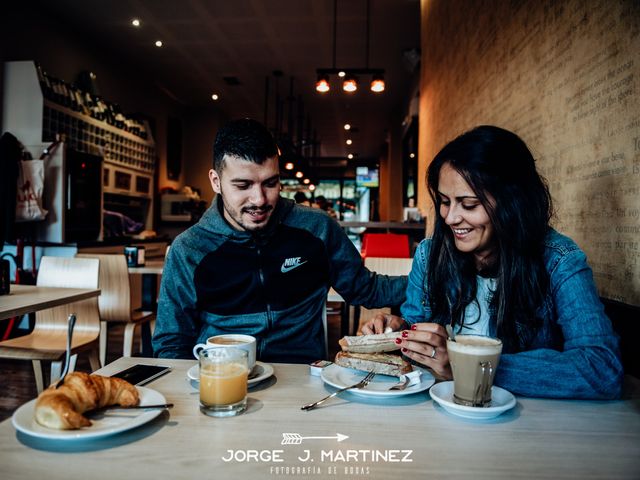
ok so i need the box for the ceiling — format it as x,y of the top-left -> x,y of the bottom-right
30,0 -> 421,174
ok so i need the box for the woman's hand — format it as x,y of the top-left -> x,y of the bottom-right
360,313 -> 406,335
396,323 -> 452,380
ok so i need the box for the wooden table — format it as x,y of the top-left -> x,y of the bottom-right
127,259 -> 164,275
1,357 -> 639,479
0,285 -> 101,321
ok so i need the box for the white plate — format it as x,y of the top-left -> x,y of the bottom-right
320,364 -> 435,397
187,361 -> 274,387
12,387 -> 166,440
429,381 -> 516,419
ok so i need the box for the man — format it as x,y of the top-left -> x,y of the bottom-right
153,119 -> 407,363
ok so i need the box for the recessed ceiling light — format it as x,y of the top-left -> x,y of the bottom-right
131,19 -> 141,27
346,139 -> 352,145
309,184 -> 316,191
409,153 -> 415,158
347,154 -> 354,159
338,71 -> 346,78
295,171 -> 304,178
155,40 -> 163,47
211,94 -> 219,101
303,178 -> 310,184
344,124 -> 351,130
284,162 -> 294,170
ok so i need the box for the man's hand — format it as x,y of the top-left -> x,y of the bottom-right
360,313 -> 406,335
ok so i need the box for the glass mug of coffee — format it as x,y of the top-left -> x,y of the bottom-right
199,347 -> 249,417
193,334 -> 256,371
446,335 -> 503,407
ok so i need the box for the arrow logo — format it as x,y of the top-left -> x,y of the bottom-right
281,433 -> 349,445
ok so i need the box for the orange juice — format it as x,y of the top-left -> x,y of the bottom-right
200,362 -> 248,406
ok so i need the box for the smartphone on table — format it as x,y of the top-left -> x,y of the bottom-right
111,364 -> 172,386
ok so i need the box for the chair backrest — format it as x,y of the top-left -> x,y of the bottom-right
36,256 -> 101,339
76,253 -> 132,322
601,297 -> 640,378
364,257 -> 413,276
361,233 -> 410,258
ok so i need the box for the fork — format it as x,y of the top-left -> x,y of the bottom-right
301,371 -> 376,411
55,313 -> 76,389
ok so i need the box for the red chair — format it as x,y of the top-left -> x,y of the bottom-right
360,233 -> 410,258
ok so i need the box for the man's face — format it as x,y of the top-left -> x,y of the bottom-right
209,155 -> 281,232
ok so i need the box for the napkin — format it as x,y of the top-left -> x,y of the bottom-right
399,370 -> 422,387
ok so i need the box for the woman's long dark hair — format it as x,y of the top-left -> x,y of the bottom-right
426,126 -> 553,351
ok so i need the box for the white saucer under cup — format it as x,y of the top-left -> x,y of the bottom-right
429,381 -> 516,420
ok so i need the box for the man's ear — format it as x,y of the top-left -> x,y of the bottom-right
209,169 -> 221,194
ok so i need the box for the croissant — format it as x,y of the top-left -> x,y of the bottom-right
34,372 -> 140,430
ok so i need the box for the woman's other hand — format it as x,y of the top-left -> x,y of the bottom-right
396,323 -> 452,379
360,313 -> 406,335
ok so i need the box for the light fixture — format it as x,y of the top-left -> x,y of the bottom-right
211,94 -> 219,101
295,171 -> 304,178
344,123 -> 351,130
285,162 -> 294,170
315,74 -> 330,93
314,0 -> 385,95
347,154 -> 354,159
370,74 -> 385,93
346,139 -> 352,145
342,75 -> 358,93
309,184 -> 316,191
303,178 -> 310,184
131,19 -> 141,27
409,153 -> 415,158
155,40 -> 163,47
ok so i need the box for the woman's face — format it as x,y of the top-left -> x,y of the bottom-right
437,163 -> 496,266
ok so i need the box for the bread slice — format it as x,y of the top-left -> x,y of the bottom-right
334,351 -> 412,376
338,332 -> 402,353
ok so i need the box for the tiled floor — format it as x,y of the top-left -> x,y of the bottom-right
0,309 -> 345,422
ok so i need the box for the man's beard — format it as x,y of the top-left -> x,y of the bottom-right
221,197 -> 274,232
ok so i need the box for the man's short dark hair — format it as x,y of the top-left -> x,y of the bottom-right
213,118 -> 279,172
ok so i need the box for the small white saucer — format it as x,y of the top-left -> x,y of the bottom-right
429,381 -> 516,420
187,361 -> 274,388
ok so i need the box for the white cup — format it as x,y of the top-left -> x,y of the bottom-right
193,334 -> 256,370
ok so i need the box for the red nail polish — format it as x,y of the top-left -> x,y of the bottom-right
402,348 -> 408,352
401,331 -> 408,338
410,325 -> 417,331
395,338 -> 402,344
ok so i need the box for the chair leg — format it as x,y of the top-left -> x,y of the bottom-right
123,323 -> 136,357
88,348 -> 101,371
32,360 -> 44,394
99,320 -> 108,368
69,353 -> 78,372
50,360 -> 62,385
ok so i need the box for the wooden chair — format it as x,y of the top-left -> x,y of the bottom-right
0,256 -> 101,393
77,253 -> 155,366
357,257 -> 413,334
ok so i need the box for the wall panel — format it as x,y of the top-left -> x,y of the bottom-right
419,0 -> 640,304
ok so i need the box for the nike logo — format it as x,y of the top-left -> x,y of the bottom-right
280,257 -> 308,273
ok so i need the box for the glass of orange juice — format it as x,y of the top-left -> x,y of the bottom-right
199,347 -> 248,417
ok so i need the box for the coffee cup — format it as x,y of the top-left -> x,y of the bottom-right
199,347 -> 248,417
192,334 -> 256,370
446,335 -> 502,407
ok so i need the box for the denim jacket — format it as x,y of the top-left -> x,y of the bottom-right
401,229 -> 623,399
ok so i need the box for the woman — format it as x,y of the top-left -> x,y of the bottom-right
363,126 -> 623,399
